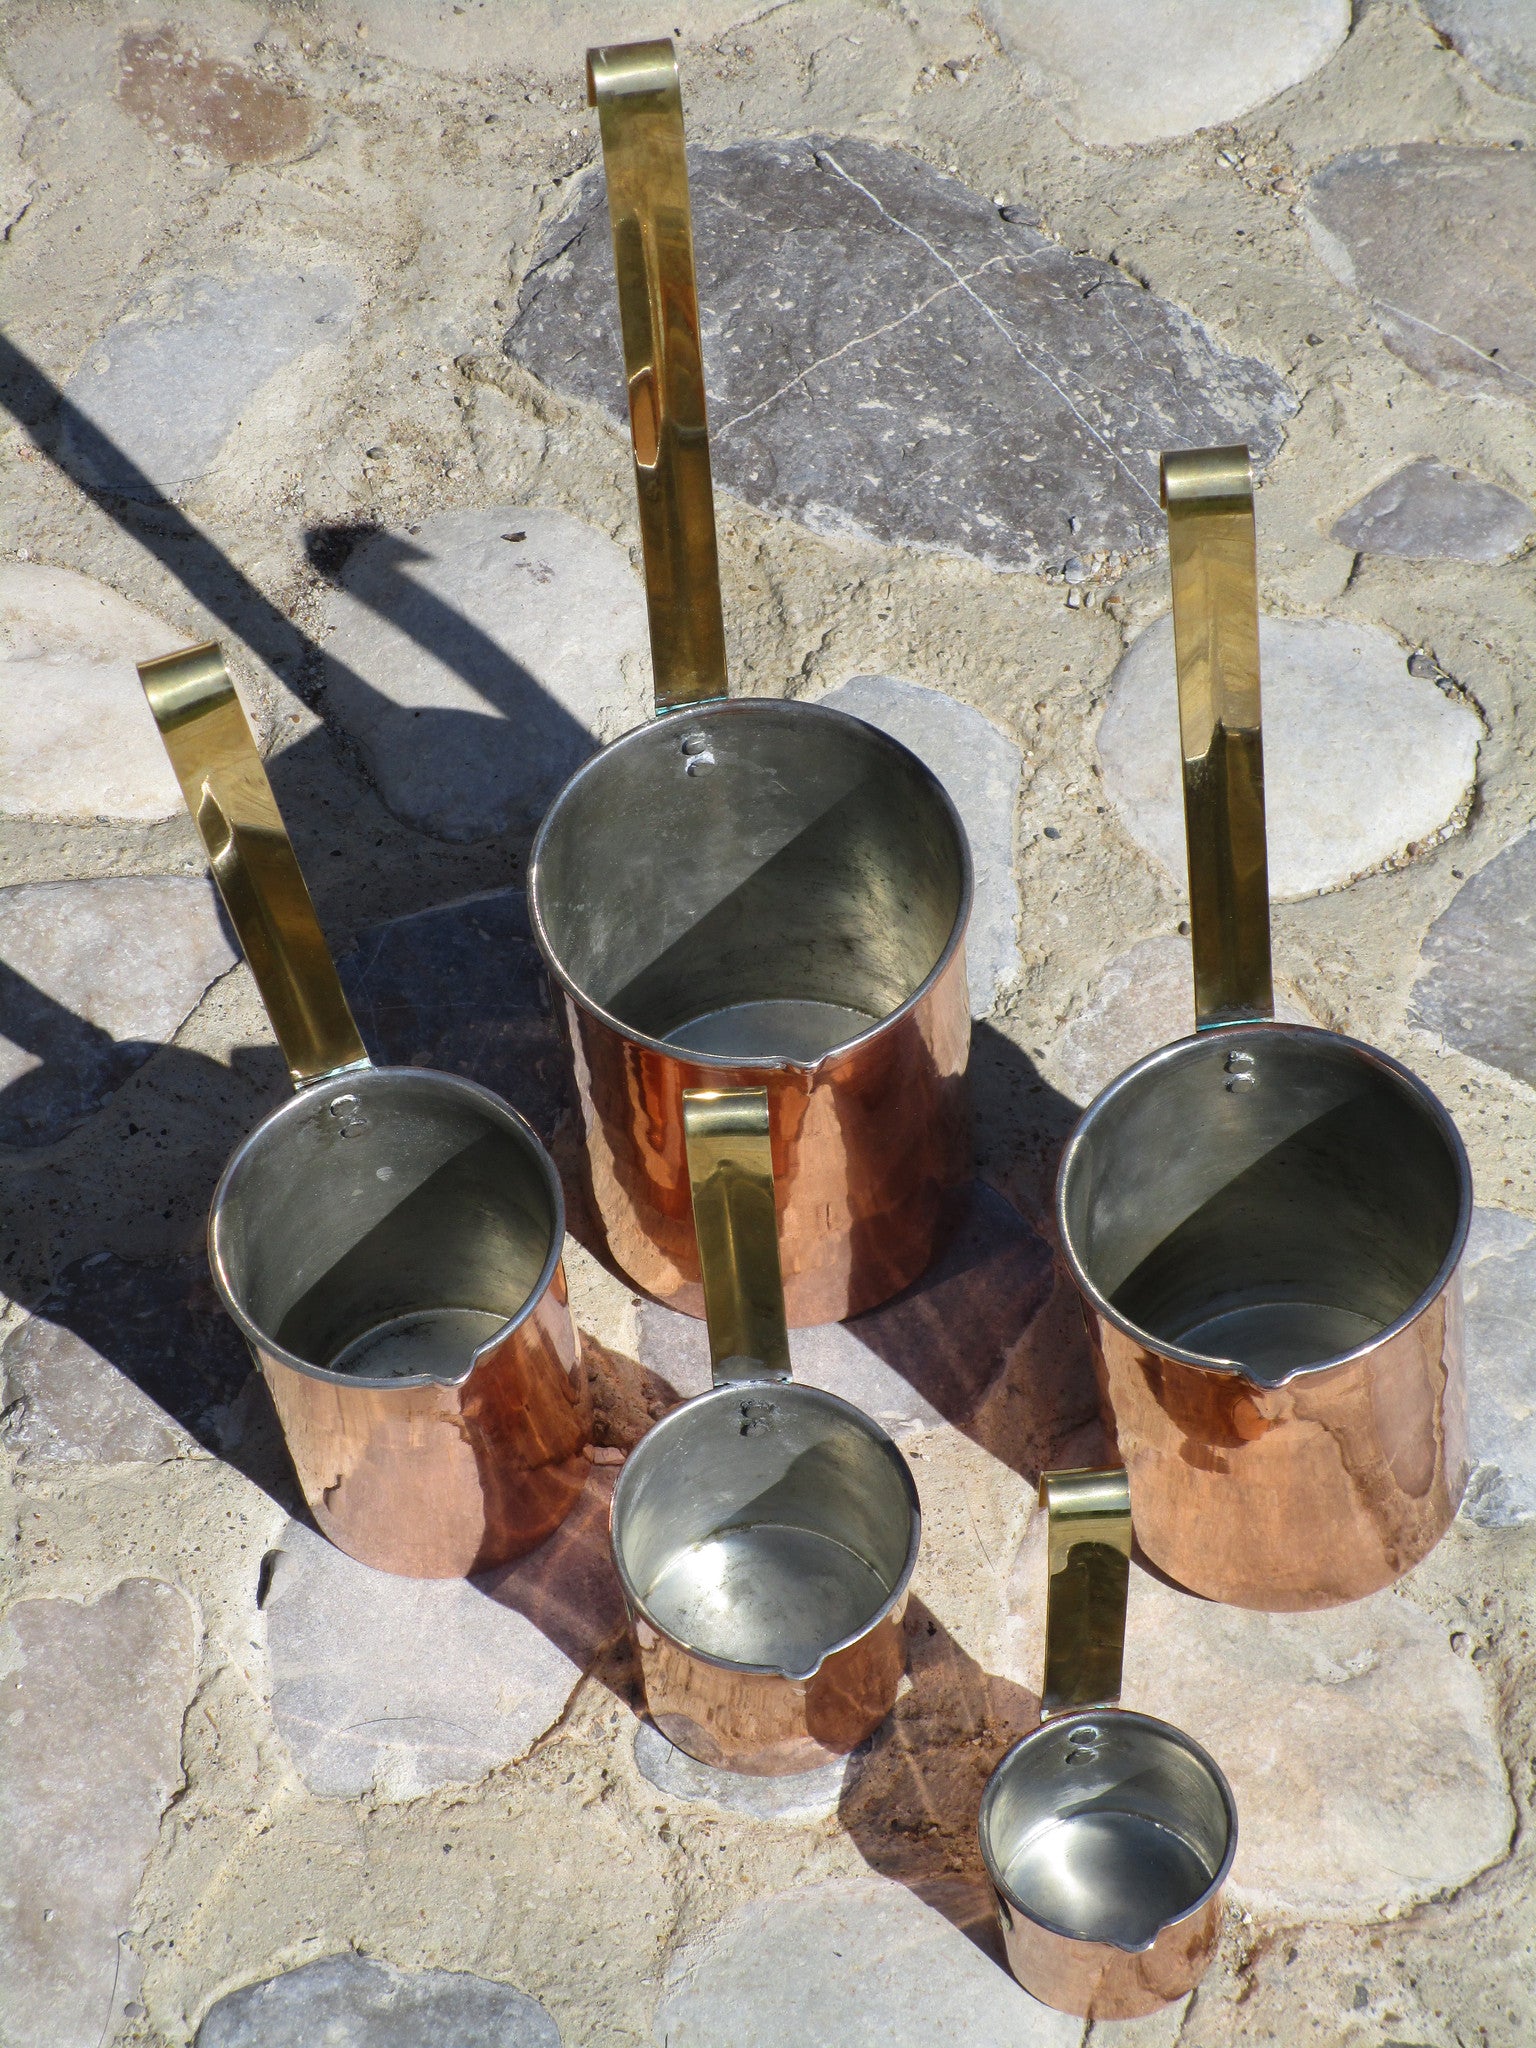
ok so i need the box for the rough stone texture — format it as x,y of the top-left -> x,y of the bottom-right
0,70 -> 30,238
0,1580 -> 197,2048
117,25 -> 317,167
1098,614 -> 1481,899
984,0 -> 1350,147
1307,147 -> 1536,402
195,1954 -> 561,2047
61,262 -> 358,494
816,674 -> 1020,1017
1049,933 -> 1317,1104
321,508 -> 648,843
0,876 -> 238,1147
1411,827 -> 1536,1085
1460,1206 -> 1536,1527
653,1877 -> 1080,2046
1424,0 -> 1536,102
1331,458 -> 1534,563
0,561 -> 186,820
634,1721 -> 859,1821
508,138 -> 1295,573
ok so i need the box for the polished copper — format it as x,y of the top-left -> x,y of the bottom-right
994,1885 -> 1224,2023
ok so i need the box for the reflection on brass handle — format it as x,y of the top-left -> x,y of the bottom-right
138,641 -> 370,1089
1039,1467 -> 1132,1718
683,1088 -> 791,1386
588,38 -> 728,713
1161,446 -> 1274,1031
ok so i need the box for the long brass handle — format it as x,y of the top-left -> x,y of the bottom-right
588,38 -> 728,713
683,1087 -> 791,1386
1039,1466 -> 1133,1718
1161,445 -> 1274,1030
138,641 -> 370,1089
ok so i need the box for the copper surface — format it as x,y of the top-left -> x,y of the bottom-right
995,1887 -> 1223,2022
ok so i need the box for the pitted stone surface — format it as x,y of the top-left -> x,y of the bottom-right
118,25 -> 317,165
653,1877 -> 1080,2046
321,508 -> 648,843
0,1580 -> 197,2048
1331,458 -> 1534,563
1098,614 -> 1480,898
0,876 -> 238,1147
0,562 -> 186,820
815,674 -> 1020,1017
1307,147 -> 1536,402
984,0 -> 1350,147
61,262 -> 358,494
634,1721 -> 859,1821
1460,1207 -> 1536,1526
1411,828 -> 1536,1085
195,1953 -> 561,2047
508,139 -> 1295,572
1424,1 -> 1536,102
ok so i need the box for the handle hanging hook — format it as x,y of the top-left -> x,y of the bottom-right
683,1087 -> 791,1386
1039,1466 -> 1133,1718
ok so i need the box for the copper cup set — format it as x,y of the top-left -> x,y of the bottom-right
128,38 -> 1473,2023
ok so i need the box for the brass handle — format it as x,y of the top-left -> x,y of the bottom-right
1161,445 -> 1274,1031
138,641 -> 370,1089
588,38 -> 728,713
1039,1466 -> 1132,1718
683,1087 -> 791,1386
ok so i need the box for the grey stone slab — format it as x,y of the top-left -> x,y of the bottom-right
321,507 -> 648,843
61,261 -> 357,495
816,675 -> 1020,1018
633,1719 -> 860,1821
1458,1207 -> 1536,1527
984,0 -> 1349,147
196,1953 -> 560,2048
1424,0 -> 1536,101
1307,147 -> 1536,402
508,139 -> 1295,574
0,876 -> 239,1147
1331,458 -> 1533,562
0,1579 -> 197,2048
1411,827 -> 1536,1085
1099,614 -> 1479,899
653,1876 -> 1080,2046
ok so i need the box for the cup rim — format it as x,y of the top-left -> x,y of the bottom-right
978,1706 -> 1238,1954
527,697 -> 976,1073
609,1378 -> 922,1681
1054,1018 -> 1473,1387
207,1065 -> 567,1392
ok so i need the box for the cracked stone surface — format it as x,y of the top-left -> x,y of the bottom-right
320,507 -> 648,843
1459,1207 -> 1536,1528
0,1580 -> 197,2048
1411,827 -> 1536,1085
1307,146 -> 1536,402
1331,458 -> 1534,563
1098,613 -> 1481,899
634,1721 -> 860,1821
1424,0 -> 1536,102
0,563 -> 186,820
816,673 -> 1021,1018
984,0 -> 1350,147
508,138 -> 1294,573
195,1953 -> 562,2047
0,876 -> 238,1148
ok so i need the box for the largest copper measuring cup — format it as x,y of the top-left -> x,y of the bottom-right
528,41 -> 972,1326
1056,450 -> 1470,1610
140,643 -> 591,1578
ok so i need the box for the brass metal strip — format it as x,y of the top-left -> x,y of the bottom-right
683,1087 -> 791,1386
1039,1466 -> 1133,1719
139,641 -> 370,1089
1161,445 -> 1274,1031
588,37 -> 728,713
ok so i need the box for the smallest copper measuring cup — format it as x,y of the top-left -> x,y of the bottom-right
979,1470 -> 1236,2020
610,1087 -> 920,1774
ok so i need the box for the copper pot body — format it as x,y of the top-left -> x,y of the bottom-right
1058,1023 -> 1472,1610
530,701 -> 973,1324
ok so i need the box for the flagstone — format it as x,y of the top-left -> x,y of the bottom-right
1331,458 -> 1533,563
195,1953 -> 560,2047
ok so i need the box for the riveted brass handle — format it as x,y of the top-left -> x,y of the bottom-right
683,1087 -> 791,1386
1161,445 -> 1274,1031
1039,1466 -> 1133,1718
138,641 -> 370,1089
588,38 -> 728,713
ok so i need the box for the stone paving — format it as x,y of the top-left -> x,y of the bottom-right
0,4 -> 1533,2045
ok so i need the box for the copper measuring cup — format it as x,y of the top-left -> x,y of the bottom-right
1057,448 -> 1470,1610
610,1086 -> 920,1774
139,643 -> 591,1578
527,41 -> 973,1326
979,1470 -> 1237,2020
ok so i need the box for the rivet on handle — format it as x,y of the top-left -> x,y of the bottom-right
683,1087 -> 791,1387
1039,1466 -> 1133,1719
